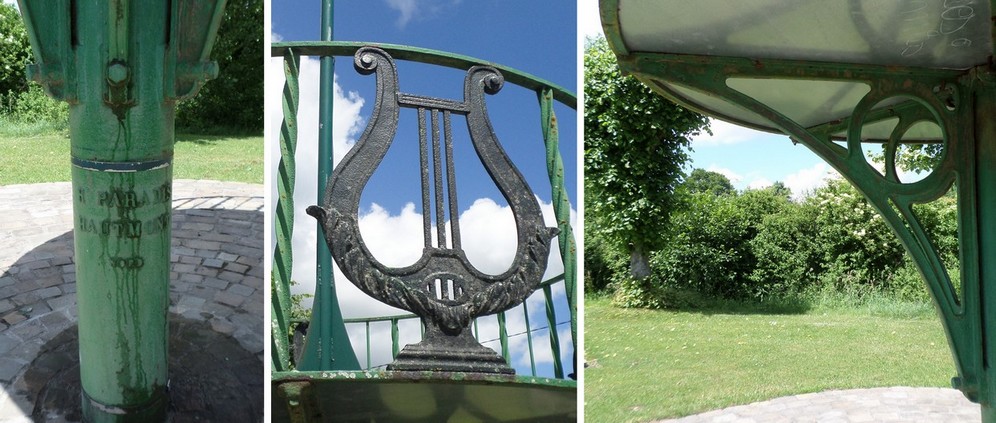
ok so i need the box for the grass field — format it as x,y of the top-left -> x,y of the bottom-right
0,131 -> 263,185
584,297 -> 955,422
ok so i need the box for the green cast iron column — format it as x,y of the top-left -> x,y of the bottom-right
297,0 -> 362,371
976,79 -> 996,422
316,0 -> 336,369
18,1 -> 224,421
73,4 -> 173,420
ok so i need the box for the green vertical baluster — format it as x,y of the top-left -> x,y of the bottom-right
538,88 -> 577,351
271,49 -> 299,372
498,312 -> 510,363
315,0 -> 336,371
543,284 -> 564,378
523,300 -> 537,376
366,321 -> 372,369
391,318 -> 400,359
975,83 -> 996,420
297,0 -> 360,372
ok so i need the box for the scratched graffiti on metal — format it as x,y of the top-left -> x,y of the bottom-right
308,46 -> 557,374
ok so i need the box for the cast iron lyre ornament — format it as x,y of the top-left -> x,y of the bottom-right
308,47 -> 558,374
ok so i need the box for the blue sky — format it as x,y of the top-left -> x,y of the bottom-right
579,0 -> 837,198
272,1 -> 577,210
268,0 -> 577,377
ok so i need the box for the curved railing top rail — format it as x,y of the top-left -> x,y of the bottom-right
271,41 -> 577,109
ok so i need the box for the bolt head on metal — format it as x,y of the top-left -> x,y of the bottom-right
106,62 -> 129,84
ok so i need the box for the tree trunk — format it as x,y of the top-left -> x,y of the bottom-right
629,243 -> 651,280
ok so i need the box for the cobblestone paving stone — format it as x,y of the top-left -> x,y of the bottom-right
0,180 -> 263,422
654,387 -> 981,423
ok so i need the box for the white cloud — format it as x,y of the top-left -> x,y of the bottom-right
784,162 -> 839,200
266,53 -> 368,310
747,178 -> 773,190
337,197 -> 577,375
693,119 -> 779,147
705,165 -> 742,185
357,203 -> 425,268
383,0 -> 462,29
579,0 -> 604,39
271,32 -> 283,43
385,0 -> 418,28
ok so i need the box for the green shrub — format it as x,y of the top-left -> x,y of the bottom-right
612,272 -> 707,309
750,203 -> 821,296
0,4 -> 31,98
655,189 -> 790,300
886,258 -> 932,303
605,174 -> 960,309
584,224 -> 625,294
808,179 -> 906,290
6,83 -> 68,126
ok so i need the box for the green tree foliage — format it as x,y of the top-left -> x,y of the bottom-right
0,6 -> 68,128
865,142 -> 944,176
583,222 -> 625,294
629,189 -> 788,303
767,181 -> 792,199
0,4 -> 30,99
805,179 -> 906,288
683,168 -> 735,196
749,201 -> 821,294
615,177 -> 959,308
584,37 -> 709,280
5,82 -> 68,125
176,0 -> 262,133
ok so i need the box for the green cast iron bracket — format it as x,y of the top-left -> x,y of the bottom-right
601,0 -> 996,418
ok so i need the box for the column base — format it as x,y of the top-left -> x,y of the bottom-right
81,387 -> 168,423
983,403 -> 996,423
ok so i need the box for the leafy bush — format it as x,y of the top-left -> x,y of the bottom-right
635,188 -> 790,303
612,271 -> 707,309
4,83 -> 68,125
583,223 -> 625,294
609,174 -> 962,309
750,203 -> 821,296
0,4 -> 31,98
806,179 -> 906,290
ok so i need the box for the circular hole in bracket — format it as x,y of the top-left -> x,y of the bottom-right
857,96 -> 945,185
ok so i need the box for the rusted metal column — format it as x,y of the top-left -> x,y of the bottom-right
18,1 -> 224,421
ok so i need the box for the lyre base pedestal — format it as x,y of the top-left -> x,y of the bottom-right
388,340 -> 514,375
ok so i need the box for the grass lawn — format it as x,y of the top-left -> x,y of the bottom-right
584,297 -> 955,422
0,131 -> 263,185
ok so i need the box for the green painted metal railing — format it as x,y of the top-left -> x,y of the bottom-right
326,275 -> 571,376
271,49 -> 299,372
270,41 -> 577,378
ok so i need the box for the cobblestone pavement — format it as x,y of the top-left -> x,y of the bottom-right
0,180 -> 263,422
654,387 -> 981,423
